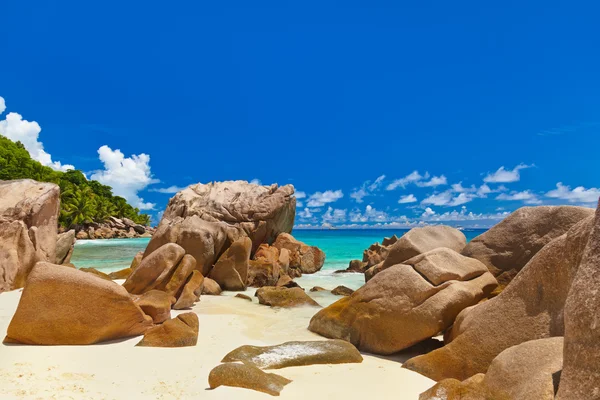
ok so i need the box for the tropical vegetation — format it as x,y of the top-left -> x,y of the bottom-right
0,135 -> 152,228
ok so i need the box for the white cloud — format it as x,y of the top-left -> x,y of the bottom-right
349,205 -> 390,223
496,190 -> 541,205
422,207 -> 436,217
250,179 -> 262,185
398,194 -> 417,204
369,175 -> 386,191
322,207 -> 347,224
149,185 -> 188,194
546,183 -> 600,204
91,145 -> 159,210
350,188 -> 368,203
296,201 -> 303,207
351,175 -> 386,203
448,192 -> 474,206
421,191 -> 454,206
386,171 -> 427,190
307,190 -> 344,207
452,182 -> 476,193
416,175 -> 447,188
0,104 -> 74,172
484,164 -> 532,183
295,191 -> 306,199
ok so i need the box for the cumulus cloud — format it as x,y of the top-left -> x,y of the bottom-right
350,175 -> 386,203
496,190 -> 541,204
421,207 -> 436,217
149,185 -> 188,194
0,97 -> 74,171
349,205 -> 390,223
295,191 -> 306,199
546,183 -> 600,204
250,178 -> 262,185
398,194 -> 417,204
416,175 -> 447,188
322,207 -> 347,224
484,164 -> 532,183
91,145 -> 159,210
307,190 -> 344,207
421,191 -> 453,206
386,171 -> 426,190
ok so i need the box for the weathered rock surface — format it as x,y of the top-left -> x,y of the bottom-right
208,363 -> 292,396
331,285 -> 354,296
123,243 -> 185,294
462,206 -> 593,283
310,286 -> 327,292
202,278 -> 222,295
222,340 -> 363,369
420,337 -> 564,400
0,179 -> 60,291
143,215 -> 239,276
273,233 -> 325,274
173,270 -> 204,309
208,237 -> 251,290
275,275 -> 300,288
130,251 -> 144,271
133,290 -> 175,323
5,262 -> 153,344
235,293 -> 252,301
256,286 -> 320,308
365,225 -> 467,280
557,201 -> 600,400
80,267 -> 111,280
163,254 -> 197,297
136,312 -> 198,347
345,259 -> 369,273
247,259 -> 281,287
404,214 -> 594,381
108,268 -> 133,280
156,180 -> 295,256
309,248 -> 496,354
360,234 -> 398,270
55,229 -> 76,265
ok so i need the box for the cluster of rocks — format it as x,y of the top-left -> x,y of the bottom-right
209,340 -> 363,395
307,205 -> 598,399
71,216 -> 155,240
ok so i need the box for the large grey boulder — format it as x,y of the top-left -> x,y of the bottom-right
404,213 -> 595,381
160,181 -> 295,252
462,205 -> 593,285
557,200 -> 600,400
0,179 -> 60,291
365,225 -> 466,281
309,248 -> 497,354
420,337 -> 564,400
55,229 -> 76,265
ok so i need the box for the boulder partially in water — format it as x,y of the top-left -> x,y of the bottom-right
256,286 -> 320,308
365,225 -> 466,281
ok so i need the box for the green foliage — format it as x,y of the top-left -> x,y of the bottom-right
0,135 -> 152,228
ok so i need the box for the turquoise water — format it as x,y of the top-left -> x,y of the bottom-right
71,229 -> 486,273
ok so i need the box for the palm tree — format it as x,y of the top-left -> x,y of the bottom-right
94,197 -> 116,223
62,189 -> 95,226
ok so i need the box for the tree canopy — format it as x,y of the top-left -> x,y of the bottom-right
0,135 -> 152,227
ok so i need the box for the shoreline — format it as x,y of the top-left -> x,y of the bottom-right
0,282 -> 435,399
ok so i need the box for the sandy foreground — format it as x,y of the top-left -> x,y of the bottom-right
0,281 -> 435,400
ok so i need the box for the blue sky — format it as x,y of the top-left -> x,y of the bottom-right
1,1 -> 599,228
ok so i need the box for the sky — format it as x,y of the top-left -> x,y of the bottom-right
1,1 -> 599,228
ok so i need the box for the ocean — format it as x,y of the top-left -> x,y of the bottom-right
71,228 -> 486,291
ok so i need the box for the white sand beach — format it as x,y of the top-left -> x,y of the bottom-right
0,281 -> 435,400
